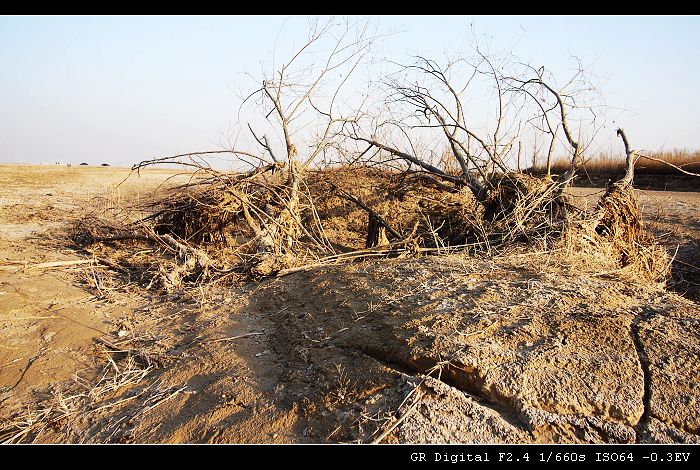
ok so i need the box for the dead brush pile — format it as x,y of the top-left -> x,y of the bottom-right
71,162 -> 336,291
69,163 -> 669,294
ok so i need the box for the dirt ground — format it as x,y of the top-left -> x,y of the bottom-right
1,164 -> 699,443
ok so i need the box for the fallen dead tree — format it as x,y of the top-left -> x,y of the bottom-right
70,128 -> 669,293
67,25 -> 678,292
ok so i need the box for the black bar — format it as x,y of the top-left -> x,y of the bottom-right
6,443 -> 699,466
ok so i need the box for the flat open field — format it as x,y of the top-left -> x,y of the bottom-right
1,164 -> 699,443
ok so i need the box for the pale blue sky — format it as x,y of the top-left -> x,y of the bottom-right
1,15 -> 698,166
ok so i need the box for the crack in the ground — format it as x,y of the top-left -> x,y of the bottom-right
356,346 -> 416,377
11,355 -> 39,391
630,312 -> 653,442
630,312 -> 700,439
357,345 -> 531,433
0,347 -> 46,406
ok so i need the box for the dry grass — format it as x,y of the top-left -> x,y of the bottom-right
0,164 -> 181,190
0,354 -> 153,443
542,149 -> 700,176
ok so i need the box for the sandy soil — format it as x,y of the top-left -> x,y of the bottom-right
0,165 -> 698,443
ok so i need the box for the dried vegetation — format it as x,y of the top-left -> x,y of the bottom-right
67,156 -> 669,298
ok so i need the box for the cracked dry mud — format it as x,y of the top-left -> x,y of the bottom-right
253,256 -> 700,443
1,165 -> 699,443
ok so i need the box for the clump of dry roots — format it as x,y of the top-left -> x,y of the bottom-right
148,187 -> 250,245
594,183 -> 645,261
559,182 -> 669,282
70,164 -> 669,294
482,172 -> 575,243
410,188 -> 485,249
597,183 -> 669,280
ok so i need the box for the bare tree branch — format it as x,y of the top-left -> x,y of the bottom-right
248,123 -> 277,163
616,128 -> 635,184
636,153 -> 700,177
